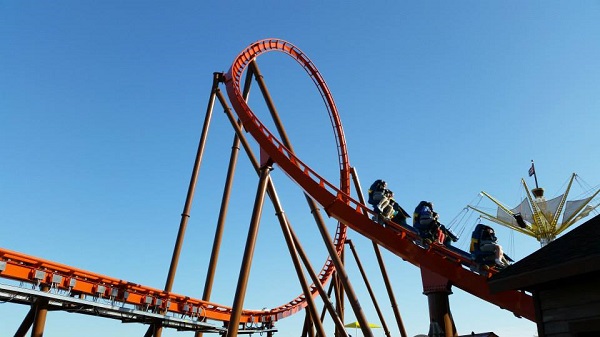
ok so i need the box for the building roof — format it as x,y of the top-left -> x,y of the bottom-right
489,214 -> 600,293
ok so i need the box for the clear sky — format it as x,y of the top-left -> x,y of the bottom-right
1,1 -> 600,337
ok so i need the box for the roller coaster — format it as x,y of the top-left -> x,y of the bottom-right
0,39 -> 535,337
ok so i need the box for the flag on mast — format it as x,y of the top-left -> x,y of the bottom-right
528,162 -> 535,177
529,160 -> 540,189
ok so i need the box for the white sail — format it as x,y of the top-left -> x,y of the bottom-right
497,197 -> 533,225
562,196 -> 597,225
544,194 -> 564,217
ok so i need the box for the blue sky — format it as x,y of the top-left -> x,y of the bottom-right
2,1 -> 600,336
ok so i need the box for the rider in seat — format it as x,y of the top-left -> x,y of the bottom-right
470,223 -> 512,269
413,201 -> 458,246
368,179 -> 411,226
368,179 -> 395,222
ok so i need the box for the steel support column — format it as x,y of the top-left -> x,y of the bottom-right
269,179 -> 327,337
165,71 -> 222,292
320,280 -> 336,323
149,71 -> 222,337
346,240 -> 391,337
350,167 -> 408,337
225,163 -> 272,337
420,269 -> 457,337
289,224 -> 348,334
332,272 -> 345,337
312,216 -> 373,337
31,285 -> 50,337
196,66 -> 254,337
302,313 -> 315,337
14,306 -> 35,337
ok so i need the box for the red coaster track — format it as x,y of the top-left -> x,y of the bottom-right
224,39 -> 535,321
0,38 -> 535,335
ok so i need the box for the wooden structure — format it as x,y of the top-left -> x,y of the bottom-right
489,214 -> 600,337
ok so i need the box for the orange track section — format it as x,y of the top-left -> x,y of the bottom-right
0,248 -> 263,322
224,39 -> 535,321
0,39 -> 353,325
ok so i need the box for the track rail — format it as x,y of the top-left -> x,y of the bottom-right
225,38 -> 354,319
0,39 -> 535,330
225,38 -> 535,321
0,39 -> 353,326
0,248 -> 254,323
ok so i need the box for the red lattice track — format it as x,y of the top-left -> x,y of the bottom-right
224,39 -> 535,321
0,39 -> 535,335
